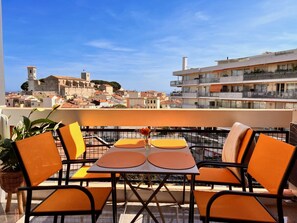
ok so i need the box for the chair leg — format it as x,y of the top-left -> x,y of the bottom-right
182,175 -> 186,204
17,191 -> 24,214
91,214 -> 96,223
22,191 -> 26,207
124,179 -> 127,202
5,192 -> 12,212
24,214 -> 30,223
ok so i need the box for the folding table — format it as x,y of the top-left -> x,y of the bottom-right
88,138 -> 198,223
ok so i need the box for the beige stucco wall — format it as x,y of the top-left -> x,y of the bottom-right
1,108 -> 293,128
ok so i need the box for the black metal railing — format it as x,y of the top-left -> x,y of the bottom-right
52,127 -> 289,186
243,70 -> 297,81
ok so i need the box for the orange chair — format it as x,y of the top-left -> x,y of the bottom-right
57,122 -> 119,185
188,122 -> 255,191
194,133 -> 297,223
13,131 -> 111,223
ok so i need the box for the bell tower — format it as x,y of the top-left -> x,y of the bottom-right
81,71 -> 90,81
27,66 -> 37,91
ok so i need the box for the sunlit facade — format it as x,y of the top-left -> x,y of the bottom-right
171,49 -> 297,109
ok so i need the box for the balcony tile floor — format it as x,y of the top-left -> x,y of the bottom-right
1,199 -> 297,223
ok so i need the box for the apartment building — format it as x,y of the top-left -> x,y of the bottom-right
171,49 -> 297,109
126,96 -> 160,108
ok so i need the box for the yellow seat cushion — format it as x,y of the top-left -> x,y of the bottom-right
151,139 -> 187,149
194,190 -> 276,222
71,166 -> 120,179
114,138 -> 145,148
34,187 -> 111,213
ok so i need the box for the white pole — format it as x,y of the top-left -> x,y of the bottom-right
0,0 -> 5,106
0,0 -> 6,204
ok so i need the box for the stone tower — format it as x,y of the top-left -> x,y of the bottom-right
27,66 -> 37,91
81,71 -> 90,81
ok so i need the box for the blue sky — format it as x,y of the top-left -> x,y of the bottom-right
3,0 -> 297,93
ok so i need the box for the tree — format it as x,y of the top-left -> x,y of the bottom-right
91,80 -> 121,92
20,81 -> 28,91
109,81 -> 121,91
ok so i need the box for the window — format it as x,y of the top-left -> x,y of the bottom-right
276,83 -> 285,93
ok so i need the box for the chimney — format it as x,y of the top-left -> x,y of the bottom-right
182,57 -> 188,70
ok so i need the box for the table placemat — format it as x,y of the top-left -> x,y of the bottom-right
114,138 -> 145,148
151,139 -> 187,149
97,151 -> 146,168
147,152 -> 195,170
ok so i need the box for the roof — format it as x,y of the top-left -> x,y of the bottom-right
61,102 -> 80,108
173,48 -> 297,75
48,75 -> 86,81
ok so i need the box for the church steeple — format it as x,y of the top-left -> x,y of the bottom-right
27,66 -> 36,80
27,66 -> 37,91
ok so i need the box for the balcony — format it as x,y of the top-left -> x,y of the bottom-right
243,70 -> 297,81
182,92 -> 198,98
220,75 -> 244,83
182,103 -> 198,108
181,79 -> 200,86
170,91 -> 182,98
0,108 -> 297,222
243,91 -> 297,100
171,92 -> 198,99
170,80 -> 183,87
219,92 -> 243,99
171,79 -> 200,87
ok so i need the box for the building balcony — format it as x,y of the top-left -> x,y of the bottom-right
181,103 -> 198,108
197,92 -> 211,97
173,70 -> 297,87
170,80 -> 183,87
243,91 -> 297,100
197,77 -> 220,84
171,79 -> 200,87
170,91 -> 182,98
0,108 -> 297,222
182,92 -> 198,98
219,92 -> 243,99
243,70 -> 297,81
181,79 -> 200,86
220,75 -> 244,83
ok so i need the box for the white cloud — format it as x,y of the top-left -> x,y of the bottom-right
194,11 -> 209,21
85,40 -> 135,52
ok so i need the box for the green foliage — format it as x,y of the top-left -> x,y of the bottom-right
112,104 -> 127,108
20,81 -> 28,91
0,139 -> 18,171
109,81 -> 121,91
91,80 -> 121,91
0,105 -> 62,171
20,79 -> 45,91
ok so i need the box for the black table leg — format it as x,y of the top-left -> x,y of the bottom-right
189,173 -> 195,223
123,174 -> 170,223
111,173 -> 117,223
